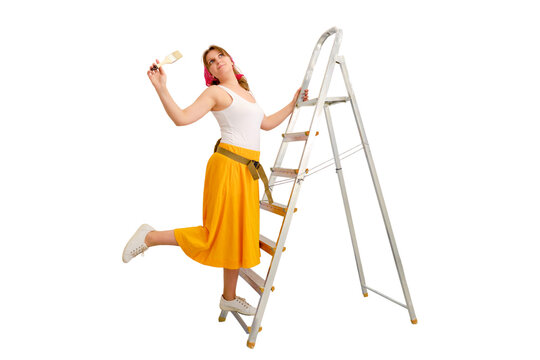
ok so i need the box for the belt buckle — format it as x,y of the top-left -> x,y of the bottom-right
253,160 -> 259,168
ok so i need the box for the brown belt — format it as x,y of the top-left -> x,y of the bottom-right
213,138 -> 273,204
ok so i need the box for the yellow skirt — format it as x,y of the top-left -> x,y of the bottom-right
174,142 -> 261,269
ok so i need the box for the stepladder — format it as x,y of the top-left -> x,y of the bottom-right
218,26 -> 417,349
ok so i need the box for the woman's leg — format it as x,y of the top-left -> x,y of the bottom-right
145,230 -> 178,247
223,268 -> 239,301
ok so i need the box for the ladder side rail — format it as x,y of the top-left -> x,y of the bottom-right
336,56 -> 417,322
299,26 -> 343,96
296,32 -> 343,178
323,104 -> 368,296
247,193 -> 302,346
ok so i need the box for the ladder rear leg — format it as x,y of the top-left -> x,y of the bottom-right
323,104 -> 369,297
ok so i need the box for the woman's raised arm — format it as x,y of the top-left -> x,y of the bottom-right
148,59 -> 216,126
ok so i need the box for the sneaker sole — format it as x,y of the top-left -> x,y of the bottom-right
219,307 -> 256,316
219,303 -> 256,316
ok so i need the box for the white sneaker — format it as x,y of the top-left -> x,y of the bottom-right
219,295 -> 257,316
122,224 -> 155,263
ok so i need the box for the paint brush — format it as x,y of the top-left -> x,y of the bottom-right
152,50 -> 183,70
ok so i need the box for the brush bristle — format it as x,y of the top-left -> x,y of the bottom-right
160,50 -> 183,66
172,50 -> 183,60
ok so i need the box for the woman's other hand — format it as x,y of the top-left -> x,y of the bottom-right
147,59 -> 167,90
292,87 -> 309,104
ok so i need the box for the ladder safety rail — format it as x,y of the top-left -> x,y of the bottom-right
299,26 -> 343,103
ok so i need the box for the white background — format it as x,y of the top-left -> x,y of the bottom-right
1,0 -> 539,358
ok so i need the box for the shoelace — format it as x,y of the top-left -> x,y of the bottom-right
235,296 -> 250,309
130,244 -> 148,258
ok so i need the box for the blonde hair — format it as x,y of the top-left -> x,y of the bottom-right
202,45 -> 250,91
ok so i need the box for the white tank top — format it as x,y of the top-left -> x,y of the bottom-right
211,84 -> 265,151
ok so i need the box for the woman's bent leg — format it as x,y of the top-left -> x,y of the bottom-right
145,230 -> 178,247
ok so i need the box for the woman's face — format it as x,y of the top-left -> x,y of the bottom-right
206,49 -> 232,79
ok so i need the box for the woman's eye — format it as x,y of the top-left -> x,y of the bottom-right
209,54 -> 223,65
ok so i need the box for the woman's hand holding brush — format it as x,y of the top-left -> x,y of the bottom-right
147,59 -> 167,91
147,50 -> 182,92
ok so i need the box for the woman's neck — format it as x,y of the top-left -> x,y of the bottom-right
216,70 -> 240,88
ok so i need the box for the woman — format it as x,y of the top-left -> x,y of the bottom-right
122,45 -> 308,316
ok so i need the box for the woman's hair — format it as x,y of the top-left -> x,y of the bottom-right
202,45 -> 250,91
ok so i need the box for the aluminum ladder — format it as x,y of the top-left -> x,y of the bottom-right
218,26 -> 417,349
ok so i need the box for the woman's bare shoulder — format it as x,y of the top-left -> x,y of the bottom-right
204,85 -> 231,111
197,85 -> 219,100
204,85 -> 225,98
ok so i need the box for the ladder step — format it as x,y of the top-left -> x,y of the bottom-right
259,200 -> 297,216
231,311 -> 249,334
297,96 -> 349,107
282,131 -> 319,142
219,310 -> 262,334
239,267 -> 275,295
259,234 -> 286,255
270,167 -> 304,179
